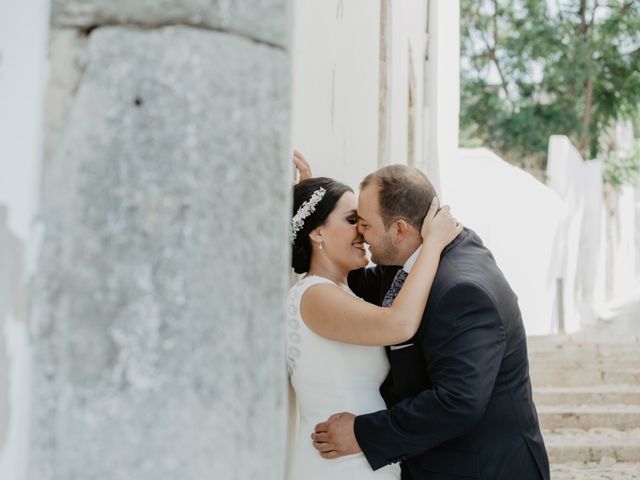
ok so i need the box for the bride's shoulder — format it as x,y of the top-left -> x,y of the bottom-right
290,274 -> 334,291
291,276 -> 359,304
288,276 -> 335,309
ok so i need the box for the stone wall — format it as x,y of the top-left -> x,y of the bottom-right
29,2 -> 292,479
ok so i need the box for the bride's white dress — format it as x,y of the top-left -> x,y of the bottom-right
286,275 -> 401,480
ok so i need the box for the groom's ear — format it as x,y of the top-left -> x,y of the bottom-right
390,219 -> 411,244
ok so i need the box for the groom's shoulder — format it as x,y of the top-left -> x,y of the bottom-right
429,232 -> 494,294
432,228 -> 517,307
438,228 -> 498,278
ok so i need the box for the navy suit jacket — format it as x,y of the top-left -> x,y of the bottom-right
348,228 -> 550,480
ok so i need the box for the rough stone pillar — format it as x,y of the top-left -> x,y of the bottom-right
30,2 -> 292,479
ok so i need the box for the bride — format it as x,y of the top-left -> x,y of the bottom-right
286,172 -> 461,479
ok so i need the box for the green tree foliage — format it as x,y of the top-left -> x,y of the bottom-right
460,0 -> 640,176
603,139 -> 640,186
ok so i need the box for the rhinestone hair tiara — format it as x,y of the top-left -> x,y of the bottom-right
291,187 -> 326,244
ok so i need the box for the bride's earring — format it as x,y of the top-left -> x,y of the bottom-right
318,242 -> 323,250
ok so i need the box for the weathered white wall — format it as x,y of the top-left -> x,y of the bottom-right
383,0 -> 429,169
448,149 -> 566,336
423,0 -> 460,193
291,0 -> 435,188
636,180 -> 640,280
546,136 -> 594,333
290,0 -> 461,195
454,136 -> 637,336
446,138 -> 634,336
0,213 -> 31,480
546,135 -> 637,333
0,0 -> 49,240
0,0 -> 50,478
605,183 -> 638,300
290,0 -> 381,189
579,161 -> 607,324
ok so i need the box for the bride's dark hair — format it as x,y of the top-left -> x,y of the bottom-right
291,177 -> 353,274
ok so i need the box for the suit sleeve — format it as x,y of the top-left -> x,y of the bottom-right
353,282 -> 506,469
347,266 -> 384,304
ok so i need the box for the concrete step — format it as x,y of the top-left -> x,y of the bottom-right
529,353 -> 640,369
538,405 -> 640,430
527,339 -> 640,351
528,338 -> 640,350
530,347 -> 640,359
527,335 -> 640,349
528,342 -> 640,355
534,385 -> 640,406
529,334 -> 640,475
544,428 -> 640,463
551,460 -> 640,479
530,368 -> 640,387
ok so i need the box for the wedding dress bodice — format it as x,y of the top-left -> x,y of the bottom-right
286,275 -> 400,480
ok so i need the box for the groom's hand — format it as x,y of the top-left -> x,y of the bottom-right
312,412 -> 361,459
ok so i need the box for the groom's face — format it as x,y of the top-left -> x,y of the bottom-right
356,185 -> 399,265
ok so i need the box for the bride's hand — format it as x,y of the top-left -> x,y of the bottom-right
293,149 -> 313,185
421,197 -> 463,251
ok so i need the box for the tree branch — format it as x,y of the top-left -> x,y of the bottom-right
581,76 -> 595,157
620,0 -> 634,16
479,31 -> 510,98
588,0 -> 599,28
579,0 -> 588,34
555,0 -> 566,23
490,0 -> 510,98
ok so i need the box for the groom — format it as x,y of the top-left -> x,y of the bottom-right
298,156 -> 550,479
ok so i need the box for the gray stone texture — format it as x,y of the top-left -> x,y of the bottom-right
43,29 -> 89,166
30,23 -> 291,480
52,0 -> 290,47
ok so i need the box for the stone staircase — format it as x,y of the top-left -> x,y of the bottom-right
528,334 -> 640,479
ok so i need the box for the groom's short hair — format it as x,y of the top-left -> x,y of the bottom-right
360,165 -> 437,230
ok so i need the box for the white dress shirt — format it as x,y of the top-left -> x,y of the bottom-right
403,245 -> 422,274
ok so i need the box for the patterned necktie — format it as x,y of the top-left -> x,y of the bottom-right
382,269 -> 408,307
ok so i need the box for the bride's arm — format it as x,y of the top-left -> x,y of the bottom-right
300,200 -> 462,346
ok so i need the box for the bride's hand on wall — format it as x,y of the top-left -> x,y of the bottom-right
293,149 -> 313,184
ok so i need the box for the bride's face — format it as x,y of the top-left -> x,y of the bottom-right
316,191 -> 368,271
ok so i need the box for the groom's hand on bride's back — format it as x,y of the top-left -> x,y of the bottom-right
311,412 -> 361,459
292,149 -> 313,184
